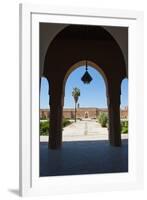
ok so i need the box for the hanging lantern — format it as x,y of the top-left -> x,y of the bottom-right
81,61 -> 93,84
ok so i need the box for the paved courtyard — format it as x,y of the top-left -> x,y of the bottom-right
40,120 -> 128,142
40,120 -> 128,177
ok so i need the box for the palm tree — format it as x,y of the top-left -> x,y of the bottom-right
72,87 -> 80,122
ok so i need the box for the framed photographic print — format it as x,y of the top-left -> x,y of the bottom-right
19,3 -> 144,196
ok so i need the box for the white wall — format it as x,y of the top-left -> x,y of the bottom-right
0,0 -> 146,200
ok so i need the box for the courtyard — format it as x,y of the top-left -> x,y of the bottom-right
40,119 -> 128,142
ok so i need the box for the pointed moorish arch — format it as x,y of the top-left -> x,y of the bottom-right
63,60 -> 108,100
63,60 -> 108,122
41,24 -> 127,149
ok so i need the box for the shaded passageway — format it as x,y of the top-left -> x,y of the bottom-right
40,139 -> 128,176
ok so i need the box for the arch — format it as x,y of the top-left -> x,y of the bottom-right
40,76 -> 50,120
64,63 -> 108,112
120,78 -> 128,107
42,24 -> 126,149
40,24 -> 128,78
63,64 -> 108,138
40,23 -> 69,76
43,24 -> 127,82
120,78 -> 128,120
40,77 -> 49,108
63,60 -> 108,98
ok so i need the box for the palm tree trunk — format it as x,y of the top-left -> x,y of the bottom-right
75,102 -> 76,122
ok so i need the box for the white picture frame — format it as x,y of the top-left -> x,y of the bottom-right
19,3 -> 144,197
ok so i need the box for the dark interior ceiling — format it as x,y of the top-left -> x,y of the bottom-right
55,24 -> 117,41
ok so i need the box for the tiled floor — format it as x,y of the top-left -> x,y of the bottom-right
40,139 -> 128,177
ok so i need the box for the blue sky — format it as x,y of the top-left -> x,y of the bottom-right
40,66 -> 128,109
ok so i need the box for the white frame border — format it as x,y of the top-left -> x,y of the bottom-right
19,4 -> 144,197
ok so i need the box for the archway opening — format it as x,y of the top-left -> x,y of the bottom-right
39,77 -> 50,137
120,78 -> 128,135
63,62 -> 109,141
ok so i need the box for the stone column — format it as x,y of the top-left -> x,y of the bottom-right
48,81 -> 64,149
107,83 -> 121,146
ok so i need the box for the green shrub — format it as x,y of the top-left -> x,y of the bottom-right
121,120 -> 128,134
121,126 -> 128,133
40,119 -> 72,135
98,112 -> 108,127
63,118 -> 71,127
40,121 -> 49,135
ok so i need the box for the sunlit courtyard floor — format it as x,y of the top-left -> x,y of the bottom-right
40,120 -> 128,142
40,120 -> 128,177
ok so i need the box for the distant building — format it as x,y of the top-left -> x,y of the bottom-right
40,107 -> 128,120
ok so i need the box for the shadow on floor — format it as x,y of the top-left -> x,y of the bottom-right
40,139 -> 128,177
